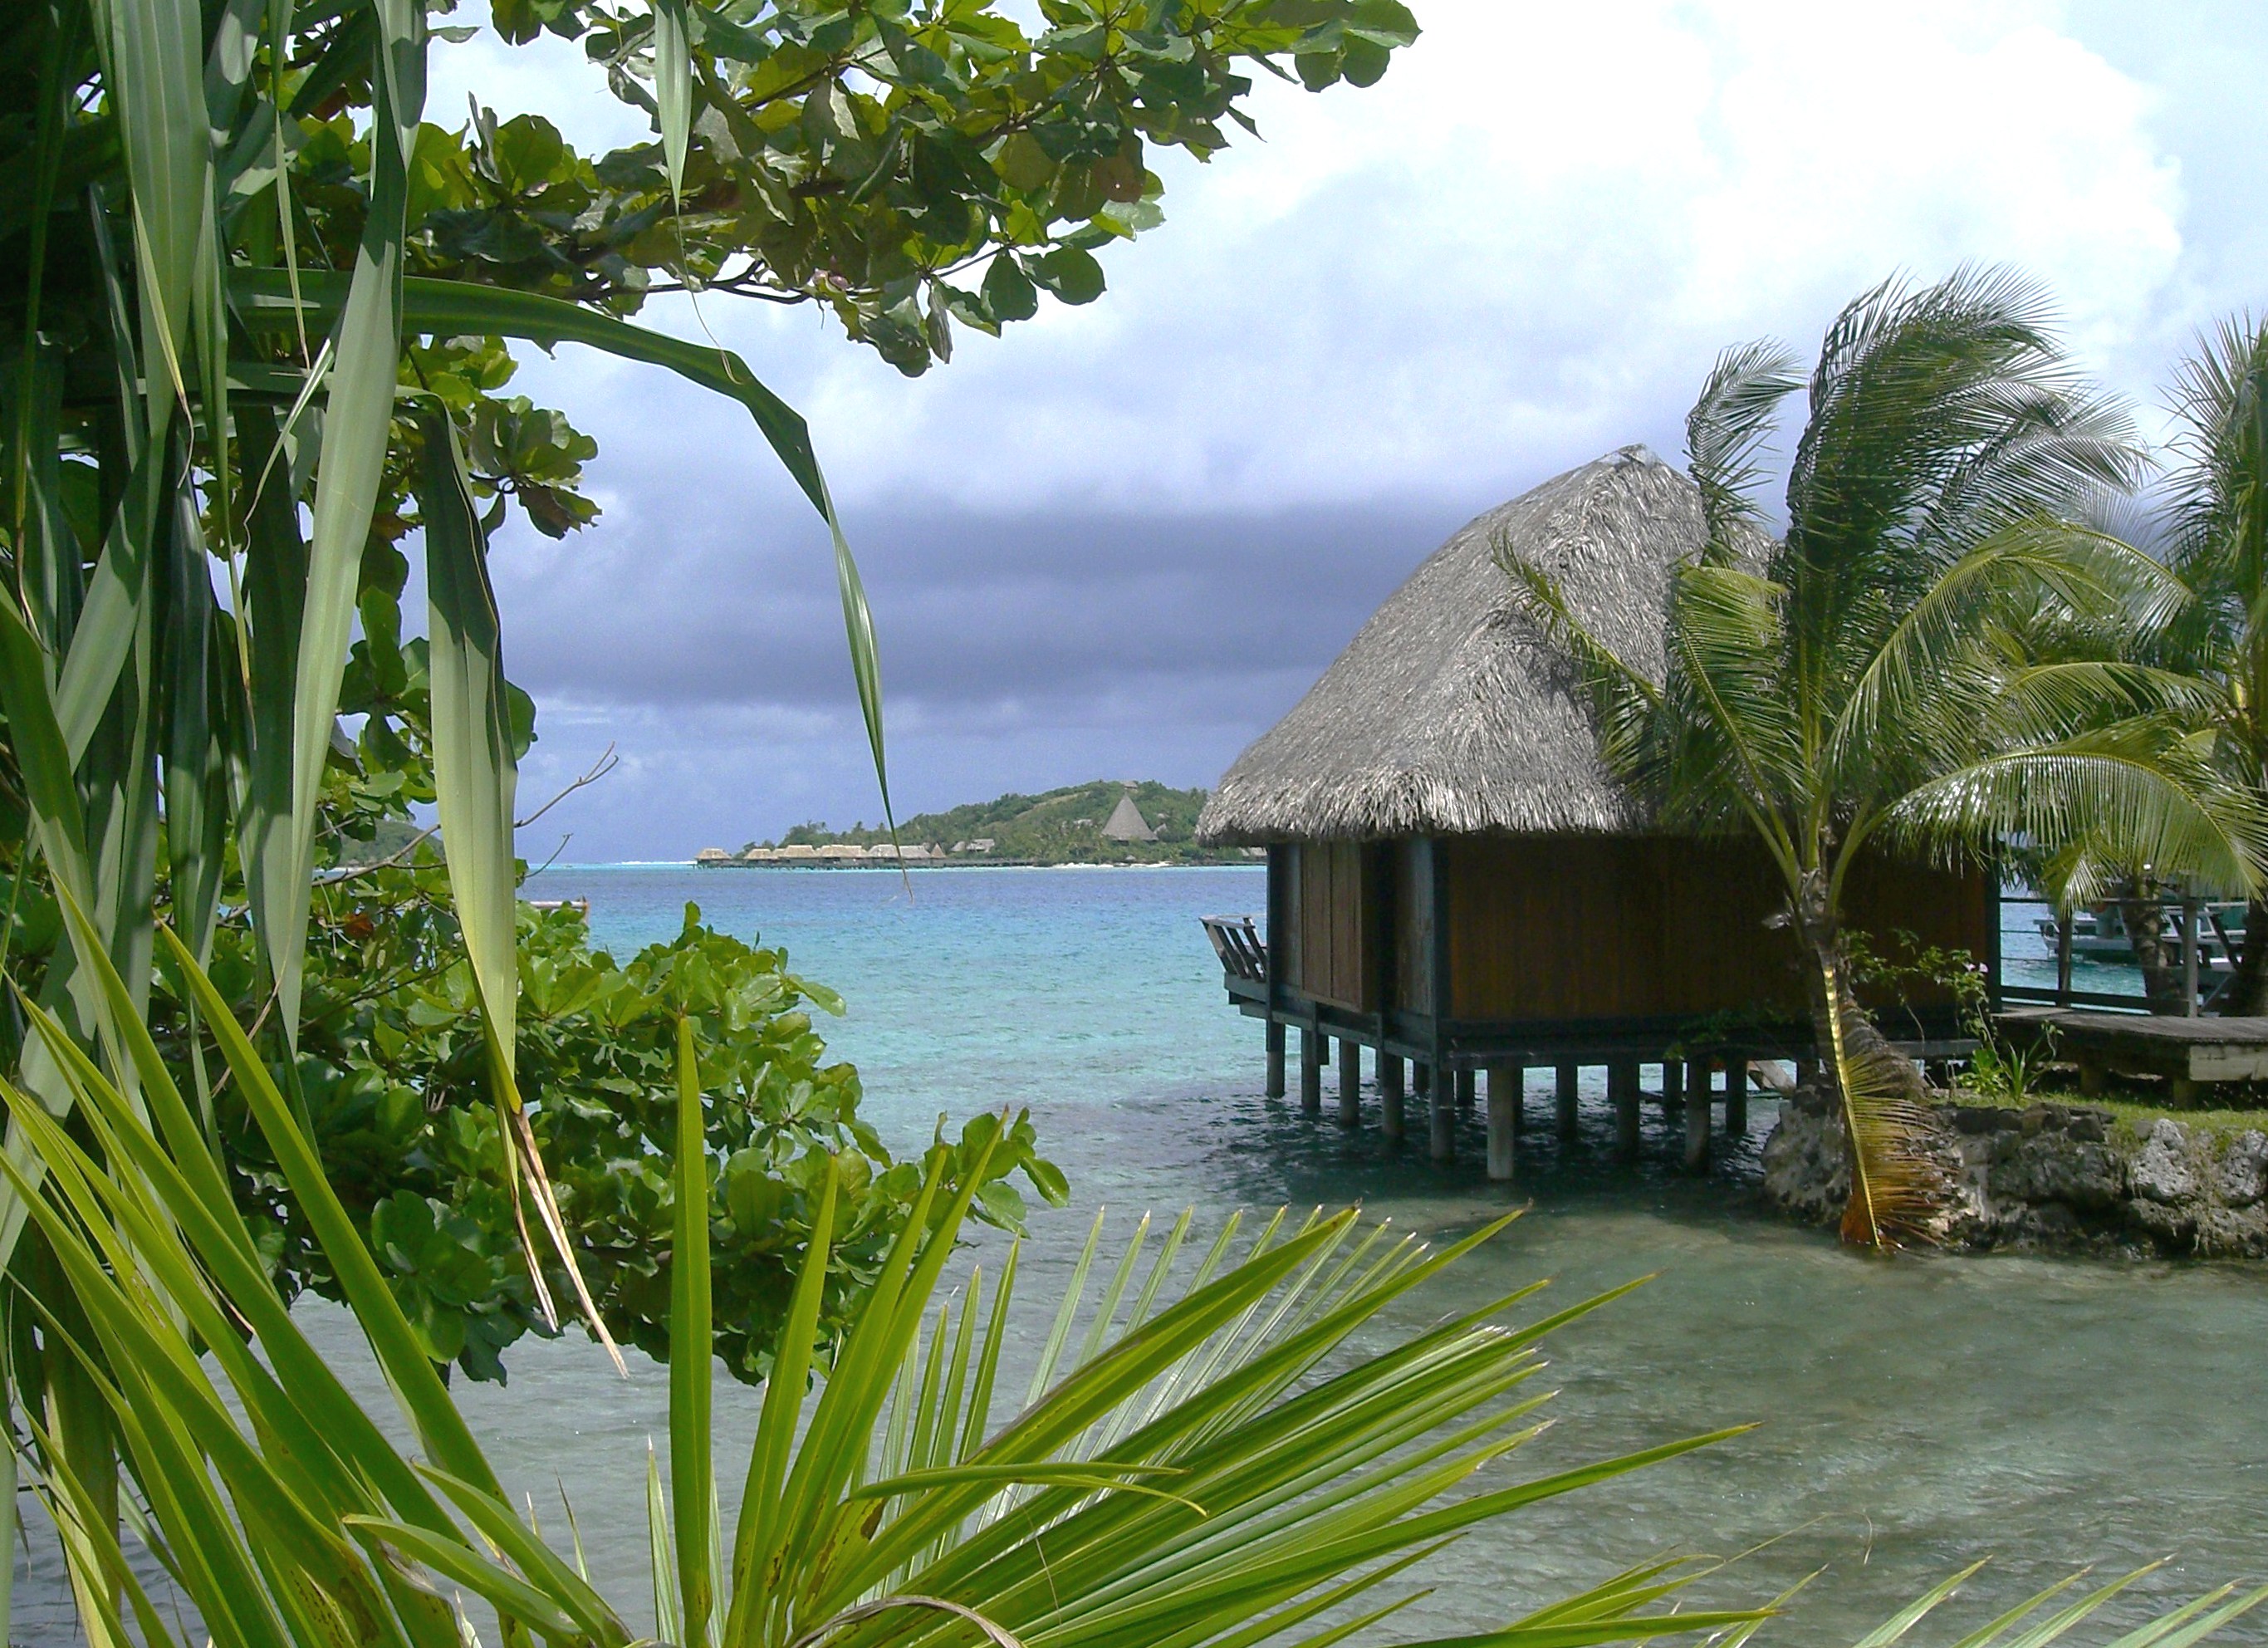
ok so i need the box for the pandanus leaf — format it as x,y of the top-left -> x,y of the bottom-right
275,0 -> 424,1043
673,1014 -> 717,1646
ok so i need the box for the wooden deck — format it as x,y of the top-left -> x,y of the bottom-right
2001,1008 -> 2268,1104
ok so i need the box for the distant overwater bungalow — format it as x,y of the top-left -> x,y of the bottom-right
1196,447 -> 1994,1176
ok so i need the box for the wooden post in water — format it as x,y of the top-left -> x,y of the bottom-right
1300,1028 -> 1322,1118
1555,1062 -> 1580,1139
1683,1064 -> 1711,1171
1379,1054 -> 1405,1140
1723,1057 -> 1748,1136
1428,1065 -> 1455,1164
2182,897 -> 2201,1018
1455,1068 -> 1477,1111
1265,1019 -> 1286,1098
1795,1057 -> 1818,1090
1658,1060 -> 1683,1114
1337,1038 -> 1362,1128
2055,912 -> 2074,1008
1486,1062 -> 1520,1182
1611,1060 -> 1641,1156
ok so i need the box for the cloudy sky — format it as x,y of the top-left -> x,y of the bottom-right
429,1 -> 2268,861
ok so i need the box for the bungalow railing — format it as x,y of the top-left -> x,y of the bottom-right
1201,915 -> 1267,983
1999,891 -> 2240,1017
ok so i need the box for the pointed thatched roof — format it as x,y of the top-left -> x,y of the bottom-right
1198,446 -> 1717,846
1101,790 -> 1157,841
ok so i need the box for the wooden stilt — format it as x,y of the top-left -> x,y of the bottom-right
1428,1065 -> 1455,1164
1299,1027 -> 1321,1118
1683,1065 -> 1711,1171
1555,1062 -> 1580,1139
1511,1066 -> 1526,1135
1486,1062 -> 1519,1182
1379,1054 -> 1405,1140
1611,1060 -> 1641,1156
1337,1037 -> 1361,1127
1454,1068 -> 1477,1111
1265,1019 -> 1286,1098
1795,1057 -> 1819,1090
1723,1057 -> 1748,1136
1661,1060 -> 1684,1112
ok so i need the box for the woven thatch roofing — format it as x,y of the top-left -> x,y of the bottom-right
1198,445 -> 1718,846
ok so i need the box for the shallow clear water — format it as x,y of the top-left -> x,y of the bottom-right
13,866 -> 2265,1643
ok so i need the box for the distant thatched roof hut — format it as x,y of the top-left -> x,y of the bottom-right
1101,790 -> 1157,842
1193,449 -> 1995,1169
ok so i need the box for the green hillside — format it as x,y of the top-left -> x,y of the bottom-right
752,781 -> 1252,863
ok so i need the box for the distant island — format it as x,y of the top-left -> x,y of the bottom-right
693,781 -> 1264,868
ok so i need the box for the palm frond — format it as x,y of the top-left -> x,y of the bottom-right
1818,951 -> 1947,1249
10,936 -> 1775,1648
1657,565 -> 1805,850
1685,338 -> 1801,558
1884,718 -> 2268,900
1499,547 -> 1664,785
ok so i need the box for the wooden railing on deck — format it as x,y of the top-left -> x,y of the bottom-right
1201,915 -> 1267,983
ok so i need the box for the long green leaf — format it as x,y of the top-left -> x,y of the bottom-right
157,924 -> 507,1500
673,1013 -> 715,1648
274,0 -> 424,1042
416,401 -> 519,1083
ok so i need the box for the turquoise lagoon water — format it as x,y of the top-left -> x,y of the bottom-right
13,866 -> 2266,1642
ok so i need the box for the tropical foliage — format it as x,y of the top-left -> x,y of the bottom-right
12,923 -> 2265,1646
0,0 -> 1417,1371
1505,269 -> 2266,1247
2138,314 -> 2268,1013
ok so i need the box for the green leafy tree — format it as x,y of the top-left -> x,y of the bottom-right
0,0 -> 1420,1286
0,0 -> 1417,1596
1507,270 -> 2264,1247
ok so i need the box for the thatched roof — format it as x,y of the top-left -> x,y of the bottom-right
1100,791 -> 1157,841
1198,445 -> 1715,846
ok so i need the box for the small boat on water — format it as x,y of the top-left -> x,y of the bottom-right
2036,902 -> 2246,970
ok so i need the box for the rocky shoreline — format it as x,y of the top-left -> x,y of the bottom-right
1761,1086 -> 2268,1257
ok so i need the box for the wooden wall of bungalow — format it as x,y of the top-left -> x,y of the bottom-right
1268,835 -> 1997,1048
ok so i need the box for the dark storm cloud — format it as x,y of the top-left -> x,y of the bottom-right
490,497 -> 1477,728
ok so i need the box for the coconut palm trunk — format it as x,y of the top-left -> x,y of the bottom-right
2228,897 -> 2268,1013
2114,886 -> 2191,1013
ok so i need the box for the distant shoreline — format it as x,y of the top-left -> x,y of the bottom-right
692,859 -> 1262,871
531,860 -> 1266,873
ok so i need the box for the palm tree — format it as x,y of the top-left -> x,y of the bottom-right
1507,269 -> 2263,1248
2150,316 -> 2268,1013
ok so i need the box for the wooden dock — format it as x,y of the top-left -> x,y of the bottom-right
2001,1008 -> 2268,1106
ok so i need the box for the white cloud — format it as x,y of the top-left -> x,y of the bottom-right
578,0 -> 2183,515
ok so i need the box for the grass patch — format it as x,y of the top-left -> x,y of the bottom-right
1947,1070 -> 2268,1139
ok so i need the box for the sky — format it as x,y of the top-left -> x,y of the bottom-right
424,1 -> 2268,861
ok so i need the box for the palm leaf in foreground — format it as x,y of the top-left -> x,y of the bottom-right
2,925 -> 1777,1648
9,926 -> 2261,1648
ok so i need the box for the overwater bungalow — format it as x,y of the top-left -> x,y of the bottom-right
1195,447 -> 1996,1175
